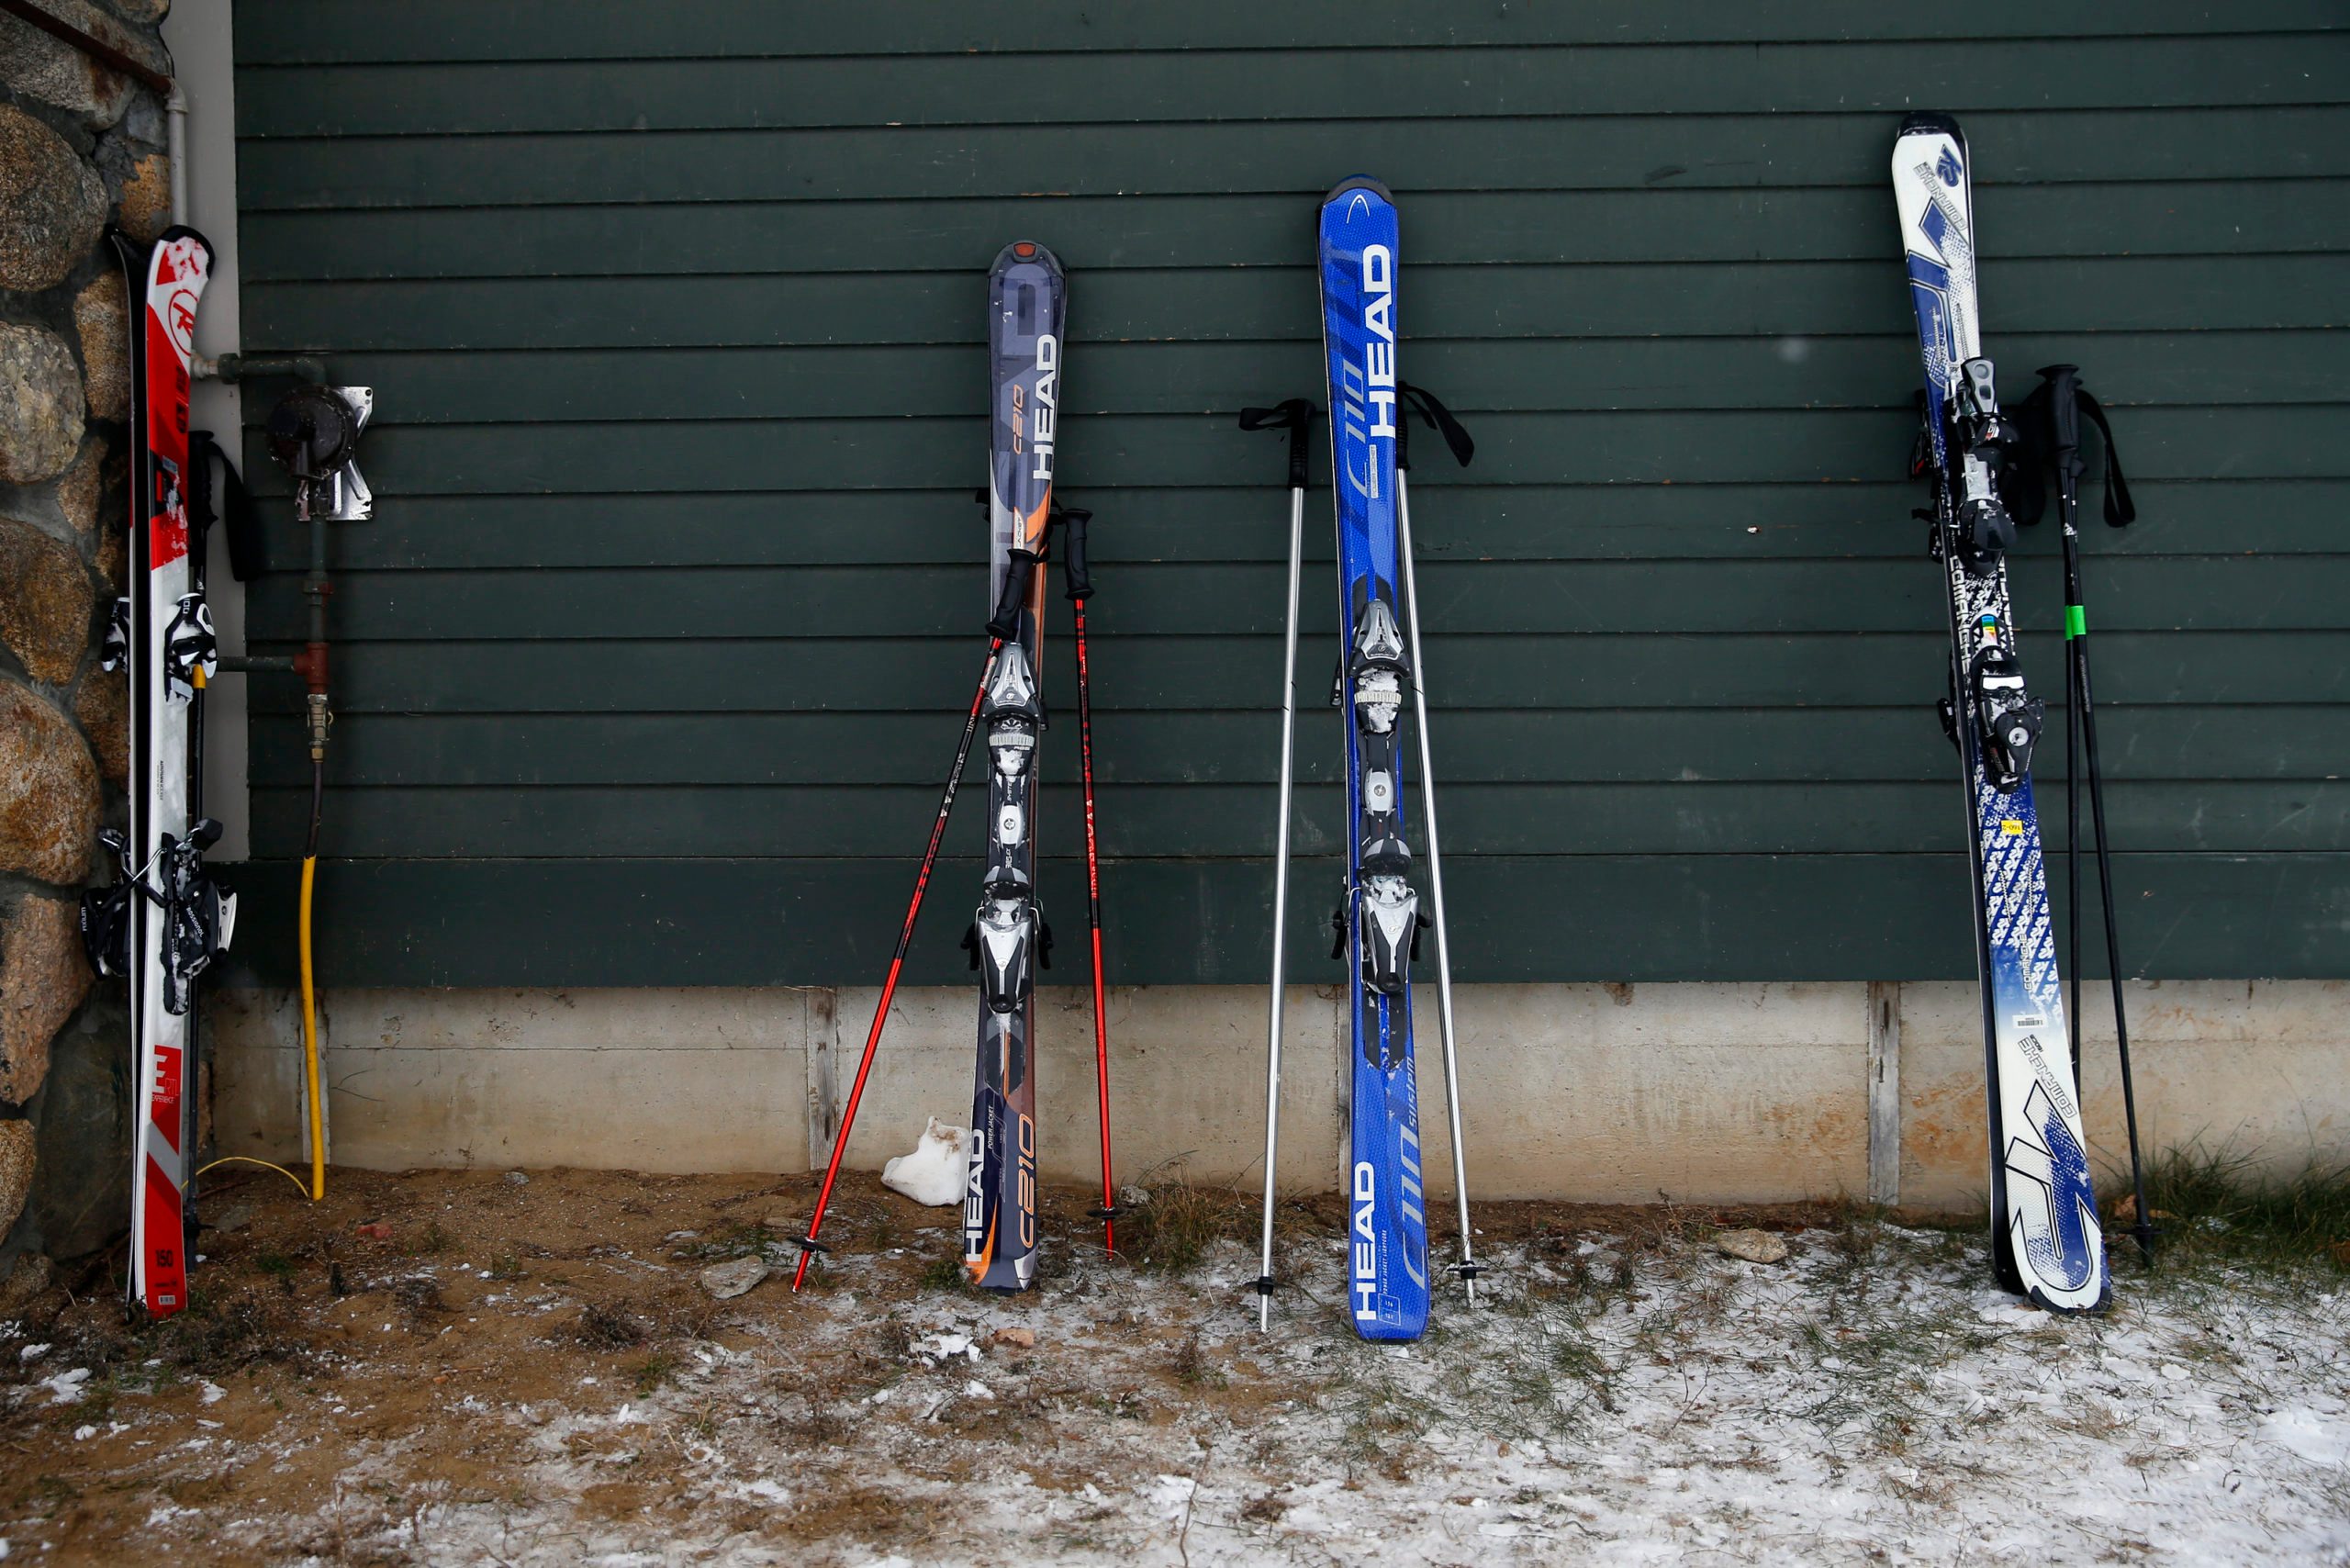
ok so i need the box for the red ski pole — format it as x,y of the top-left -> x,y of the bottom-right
794,537 -> 1043,1286
1057,509 -> 1118,1252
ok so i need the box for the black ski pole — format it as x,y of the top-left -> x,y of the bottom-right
1239,398 -> 1313,1330
2038,363 -> 2155,1265
793,560 -> 1035,1290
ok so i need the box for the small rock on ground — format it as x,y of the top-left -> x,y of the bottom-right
1716,1228 -> 1789,1264
699,1255 -> 769,1300
208,1201 -> 258,1234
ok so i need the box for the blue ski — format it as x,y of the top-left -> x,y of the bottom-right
1893,115 -> 2108,1314
1319,178 -> 1431,1340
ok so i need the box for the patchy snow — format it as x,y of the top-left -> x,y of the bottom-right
6,1170 -> 2346,1564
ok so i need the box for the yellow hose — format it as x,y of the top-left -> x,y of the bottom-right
299,852 -> 323,1200
194,854 -> 326,1203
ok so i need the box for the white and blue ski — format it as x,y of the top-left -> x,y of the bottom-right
1319,179 -> 1431,1340
1893,114 -> 2108,1314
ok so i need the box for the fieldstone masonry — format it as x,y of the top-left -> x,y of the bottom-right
0,1 -> 177,1284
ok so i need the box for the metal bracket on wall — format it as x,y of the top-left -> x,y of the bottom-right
312,387 -> 375,521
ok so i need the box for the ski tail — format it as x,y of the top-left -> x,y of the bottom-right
1319,179 -> 1430,1340
1891,118 -> 2108,1315
964,241 -> 1063,1293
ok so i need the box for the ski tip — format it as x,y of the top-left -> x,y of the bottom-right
153,224 -> 216,263
1322,174 -> 1394,207
990,239 -> 1063,278
1895,111 -> 1964,144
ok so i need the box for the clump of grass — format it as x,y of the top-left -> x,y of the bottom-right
676,1224 -> 767,1262
2130,1143 -> 2350,1271
576,1302 -> 650,1350
1169,1332 -> 1225,1389
918,1253 -> 973,1293
633,1353 -> 677,1395
391,1276 -> 447,1322
1114,1167 -> 1255,1274
148,1293 -> 319,1376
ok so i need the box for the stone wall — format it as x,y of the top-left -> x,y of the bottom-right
0,0 -> 176,1307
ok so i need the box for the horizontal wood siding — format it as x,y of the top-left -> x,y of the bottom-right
223,2 -> 2350,985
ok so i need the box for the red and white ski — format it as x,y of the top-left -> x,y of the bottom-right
125,227 -> 219,1318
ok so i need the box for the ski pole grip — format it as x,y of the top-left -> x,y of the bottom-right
1238,399 -> 1315,490
2037,364 -> 2083,454
1057,508 -> 1094,602
986,547 -> 1041,641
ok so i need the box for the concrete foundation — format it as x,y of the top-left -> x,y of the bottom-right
207,980 -> 2350,1207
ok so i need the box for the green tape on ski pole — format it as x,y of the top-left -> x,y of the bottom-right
2065,605 -> 2086,640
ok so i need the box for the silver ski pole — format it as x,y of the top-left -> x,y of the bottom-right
1392,377 -> 1482,1304
1241,400 -> 1314,1331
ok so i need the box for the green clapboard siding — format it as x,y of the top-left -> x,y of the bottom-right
222,3 -> 2350,987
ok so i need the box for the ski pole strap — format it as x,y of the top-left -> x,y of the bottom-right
187,429 -> 264,582
2016,368 -> 2134,530
1238,398 -> 1315,489
1395,382 -> 1475,472
985,545 -> 1043,640
1054,506 -> 1094,602
2075,388 -> 2134,528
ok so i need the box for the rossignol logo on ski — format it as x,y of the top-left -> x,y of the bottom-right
165,287 -> 198,357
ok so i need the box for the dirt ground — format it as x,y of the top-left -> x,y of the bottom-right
2,1166 -> 2345,1566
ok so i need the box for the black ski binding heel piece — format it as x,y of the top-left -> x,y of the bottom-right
79,828 -> 137,979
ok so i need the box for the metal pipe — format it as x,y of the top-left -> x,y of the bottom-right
166,82 -> 186,225
207,353 -> 330,387
1394,471 -> 1477,1303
